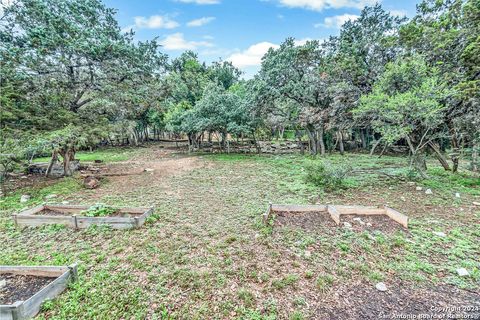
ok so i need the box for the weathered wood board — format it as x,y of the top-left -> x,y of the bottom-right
327,205 -> 341,225
13,204 -> 154,230
263,203 -> 408,228
0,264 -> 78,320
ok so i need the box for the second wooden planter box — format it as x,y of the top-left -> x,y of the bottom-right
0,264 -> 77,320
13,204 -> 155,230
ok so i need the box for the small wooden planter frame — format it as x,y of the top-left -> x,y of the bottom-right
263,203 -> 408,228
13,204 -> 155,230
0,264 -> 78,320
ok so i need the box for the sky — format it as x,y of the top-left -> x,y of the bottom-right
104,0 -> 420,78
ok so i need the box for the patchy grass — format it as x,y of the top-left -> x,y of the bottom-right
0,177 -> 81,212
33,147 -> 139,163
1,146 -> 479,319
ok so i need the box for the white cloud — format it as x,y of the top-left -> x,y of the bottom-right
133,15 -> 179,29
227,38 -> 321,69
315,13 -> 359,29
176,0 -> 220,4
278,0 -> 377,11
227,42 -> 279,68
187,16 -> 215,27
389,9 -> 407,17
294,38 -> 313,46
160,33 -> 214,50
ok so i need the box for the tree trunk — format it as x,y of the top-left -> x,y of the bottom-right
306,125 -> 317,155
472,142 -> 479,172
252,131 -> 261,154
338,131 -> 345,155
370,138 -> 382,156
221,131 -> 227,151
45,151 -> 58,177
427,141 -> 451,171
63,151 -> 71,177
450,136 -> 460,173
406,136 -> 427,178
187,133 -> 193,152
316,125 -> 325,156
360,129 -> 367,150
296,130 -> 304,155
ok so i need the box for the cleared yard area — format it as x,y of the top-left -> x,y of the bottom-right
1,145 -> 479,319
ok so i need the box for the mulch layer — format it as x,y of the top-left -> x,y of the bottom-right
0,273 -> 55,304
274,211 -> 406,234
314,282 -> 480,319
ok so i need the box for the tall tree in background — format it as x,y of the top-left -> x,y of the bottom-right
400,0 -> 480,171
258,38 -> 332,155
0,0 -> 166,175
324,4 -> 406,152
355,55 -> 451,176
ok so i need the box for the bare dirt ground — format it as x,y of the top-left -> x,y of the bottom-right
72,147 -> 209,201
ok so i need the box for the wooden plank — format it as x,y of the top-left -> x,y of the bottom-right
0,264 -> 78,320
76,216 -> 134,223
16,205 -> 153,230
0,265 -> 68,277
327,205 -> 341,225
385,206 -> 409,228
0,301 -> 22,320
335,205 -> 385,215
263,203 -> 272,223
266,202 -> 408,229
76,217 -> 136,229
271,204 -> 327,212
20,270 -> 70,319
135,207 -> 155,227
15,215 -> 76,228
44,204 -> 88,214
45,205 -> 149,215
16,205 -> 45,216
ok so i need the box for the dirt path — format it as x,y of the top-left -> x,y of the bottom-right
74,146 -> 209,201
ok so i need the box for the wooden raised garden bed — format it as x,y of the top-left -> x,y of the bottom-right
13,204 -> 155,230
263,203 -> 408,228
0,264 -> 77,320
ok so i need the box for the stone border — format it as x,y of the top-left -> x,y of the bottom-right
13,204 -> 155,230
0,264 -> 78,320
263,203 -> 408,228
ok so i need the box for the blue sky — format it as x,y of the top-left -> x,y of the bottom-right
104,0 -> 420,78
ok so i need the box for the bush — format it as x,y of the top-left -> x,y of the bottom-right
305,161 -> 353,190
81,203 -> 118,217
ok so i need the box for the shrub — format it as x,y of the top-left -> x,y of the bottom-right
305,161 -> 353,190
81,203 -> 118,217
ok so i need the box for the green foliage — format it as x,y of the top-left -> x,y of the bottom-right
305,161 -> 353,190
356,55 -> 448,144
355,54 -> 451,174
316,274 -> 334,292
0,178 -> 81,212
1,0 -> 166,173
81,204 -> 118,217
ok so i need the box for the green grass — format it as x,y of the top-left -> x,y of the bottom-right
208,153 -> 479,200
0,177 -> 81,212
33,147 -> 139,163
1,146 -> 479,319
